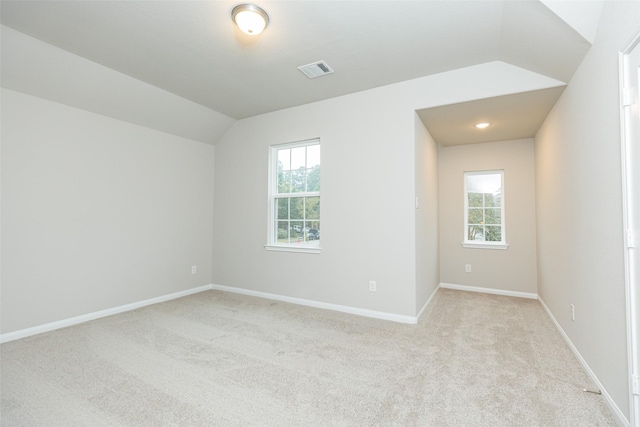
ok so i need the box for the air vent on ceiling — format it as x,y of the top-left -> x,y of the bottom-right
298,60 -> 334,79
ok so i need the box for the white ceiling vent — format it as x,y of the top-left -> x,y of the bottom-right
298,60 -> 334,79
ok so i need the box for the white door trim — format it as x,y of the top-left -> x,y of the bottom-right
620,24 -> 640,427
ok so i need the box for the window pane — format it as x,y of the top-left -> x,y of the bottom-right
468,208 -> 483,224
278,170 -> 291,193
278,149 -> 291,171
291,168 -> 306,193
307,144 -> 320,168
291,147 -> 306,170
466,175 -> 484,194
468,192 -> 483,208
277,221 -> 289,243
468,225 -> 484,241
307,165 -> 320,192
290,221 -> 303,240
467,173 -> 501,193
305,196 -> 320,220
306,221 -> 320,241
485,193 -> 499,207
276,198 -> 289,220
485,208 -> 501,225
485,226 -> 502,242
290,197 -> 303,219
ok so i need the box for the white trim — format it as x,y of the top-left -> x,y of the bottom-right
271,138 -> 321,150
416,285 -> 440,321
620,25 -> 640,427
461,242 -> 509,250
264,244 -> 322,254
538,297 -> 630,427
211,284 -> 420,324
439,282 -> 537,299
0,285 -> 213,344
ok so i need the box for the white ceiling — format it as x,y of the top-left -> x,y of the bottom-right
0,0 -> 598,145
417,87 -> 566,146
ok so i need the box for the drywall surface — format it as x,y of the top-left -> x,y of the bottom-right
213,93 -> 417,316
1,25 -> 234,145
535,2 -> 640,420
439,139 -> 537,294
1,89 -> 215,334
213,62 -> 560,318
415,116 -> 439,312
540,0 -> 603,44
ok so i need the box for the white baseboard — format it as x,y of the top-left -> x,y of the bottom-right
538,297 -> 629,427
211,284 -> 424,324
0,285 -> 213,344
416,285 -> 440,321
439,282 -> 627,425
1,283 -> 439,343
439,282 -> 538,299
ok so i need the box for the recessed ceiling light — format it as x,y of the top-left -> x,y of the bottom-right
232,4 -> 269,35
475,122 -> 491,129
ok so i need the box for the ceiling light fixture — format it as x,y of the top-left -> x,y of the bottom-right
232,4 -> 269,35
475,122 -> 491,129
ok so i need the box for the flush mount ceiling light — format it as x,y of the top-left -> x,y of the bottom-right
475,122 -> 491,129
232,4 -> 269,35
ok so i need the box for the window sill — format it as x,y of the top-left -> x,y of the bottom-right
264,244 -> 322,254
461,242 -> 509,250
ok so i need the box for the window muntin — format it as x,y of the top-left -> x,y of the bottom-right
464,170 -> 506,247
267,139 -> 320,252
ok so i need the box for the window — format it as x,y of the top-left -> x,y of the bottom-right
266,139 -> 320,253
463,170 -> 508,249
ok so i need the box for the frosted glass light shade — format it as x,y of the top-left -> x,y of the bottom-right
232,4 -> 269,35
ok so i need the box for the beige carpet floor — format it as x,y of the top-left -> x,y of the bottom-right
1,288 -> 619,426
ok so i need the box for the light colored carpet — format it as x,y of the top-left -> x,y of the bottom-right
1,288 -> 619,426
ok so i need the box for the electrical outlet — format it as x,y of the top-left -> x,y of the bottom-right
571,304 -> 575,321
369,280 -> 376,292
465,264 -> 472,273
191,265 -> 197,275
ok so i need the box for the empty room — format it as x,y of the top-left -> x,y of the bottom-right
2,1 -> 640,425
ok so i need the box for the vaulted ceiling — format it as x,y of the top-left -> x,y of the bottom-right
0,0 -> 600,145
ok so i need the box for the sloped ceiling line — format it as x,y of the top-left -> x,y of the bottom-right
0,1 -> 595,144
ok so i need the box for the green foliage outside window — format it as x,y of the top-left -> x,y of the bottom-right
467,189 -> 502,242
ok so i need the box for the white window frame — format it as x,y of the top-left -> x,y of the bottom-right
265,138 -> 321,254
462,170 -> 508,250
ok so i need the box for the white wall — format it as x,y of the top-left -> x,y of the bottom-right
213,62 -> 563,318
438,139 -> 537,294
535,1 -> 640,421
415,116 -> 439,312
0,25 -> 564,332
213,91 -> 417,316
1,89 -> 215,334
